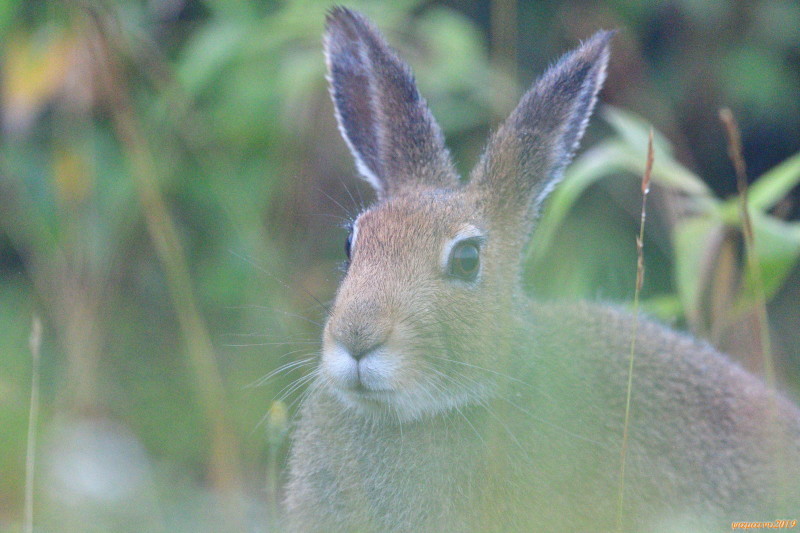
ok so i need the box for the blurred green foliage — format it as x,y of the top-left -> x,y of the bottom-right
1,0 -> 799,531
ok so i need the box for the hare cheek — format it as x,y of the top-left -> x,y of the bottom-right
322,343 -> 359,388
357,350 -> 398,389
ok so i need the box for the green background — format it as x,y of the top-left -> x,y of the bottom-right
1,0 -> 799,531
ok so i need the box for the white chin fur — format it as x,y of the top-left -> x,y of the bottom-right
322,343 -> 398,391
321,343 -> 487,423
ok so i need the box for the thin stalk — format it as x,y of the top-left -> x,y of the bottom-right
81,9 -> 245,528
718,108 -> 775,388
24,315 -> 42,533
719,108 -> 791,505
615,129 -> 653,532
266,400 -> 288,523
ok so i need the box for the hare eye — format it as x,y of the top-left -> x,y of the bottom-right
448,240 -> 480,281
345,231 -> 353,260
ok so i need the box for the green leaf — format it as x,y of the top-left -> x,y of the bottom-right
177,22 -> 247,95
0,0 -> 20,36
641,294 -> 683,323
672,215 -> 724,322
602,107 -> 713,197
741,213 -> 800,302
746,150 -> 800,212
602,106 -> 674,157
531,138 -> 715,263
719,151 -> 800,229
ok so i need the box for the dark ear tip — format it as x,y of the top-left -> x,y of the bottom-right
325,6 -> 366,33
580,29 -> 616,60
325,6 -> 351,26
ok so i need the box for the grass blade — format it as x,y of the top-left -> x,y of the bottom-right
24,315 -> 42,533
718,108 -> 775,388
616,128 -> 653,532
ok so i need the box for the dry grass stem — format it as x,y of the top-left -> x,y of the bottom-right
718,108 -> 775,388
24,315 -> 42,533
718,108 -> 793,505
616,128 -> 653,532
81,8 -> 246,528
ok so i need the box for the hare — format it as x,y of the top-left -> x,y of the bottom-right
285,7 -> 800,532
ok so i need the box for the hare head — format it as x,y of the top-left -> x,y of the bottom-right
320,7 -> 611,422
287,10 -> 800,531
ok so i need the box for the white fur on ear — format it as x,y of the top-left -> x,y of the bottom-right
531,30 -> 613,210
323,7 -> 458,197
349,215 -> 361,254
351,150 -> 383,193
468,30 -> 613,224
559,32 -> 612,158
323,26 -> 384,192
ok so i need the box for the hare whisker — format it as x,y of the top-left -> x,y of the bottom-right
312,184 -> 359,221
230,250 -> 331,314
248,357 -> 317,389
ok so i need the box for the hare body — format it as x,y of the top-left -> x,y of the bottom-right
285,8 -> 800,532
288,300 -> 800,532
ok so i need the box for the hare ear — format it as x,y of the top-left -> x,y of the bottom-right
468,31 -> 613,226
324,7 -> 458,198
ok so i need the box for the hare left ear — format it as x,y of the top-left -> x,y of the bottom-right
468,31 -> 613,225
324,7 -> 458,198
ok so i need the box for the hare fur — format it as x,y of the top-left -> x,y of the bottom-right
284,7 -> 800,532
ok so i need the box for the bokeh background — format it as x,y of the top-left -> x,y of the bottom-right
1,0 -> 799,531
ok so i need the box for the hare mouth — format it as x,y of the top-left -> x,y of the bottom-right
334,379 -> 399,413
351,381 -> 388,393
339,370 -> 396,401
347,384 -> 394,403
323,342 -> 399,397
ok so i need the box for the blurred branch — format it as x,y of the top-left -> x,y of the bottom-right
24,315 -> 42,533
80,7 -> 246,527
719,107 -> 774,389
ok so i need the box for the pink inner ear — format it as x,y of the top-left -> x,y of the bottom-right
324,7 -> 458,197
466,30 -> 612,224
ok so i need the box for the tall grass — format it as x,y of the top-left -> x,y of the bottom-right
24,315 -> 42,533
615,129 -> 653,532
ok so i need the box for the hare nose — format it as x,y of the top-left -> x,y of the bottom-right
331,321 -> 387,361
349,339 -> 383,362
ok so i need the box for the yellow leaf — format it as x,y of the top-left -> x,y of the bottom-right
3,29 -> 72,131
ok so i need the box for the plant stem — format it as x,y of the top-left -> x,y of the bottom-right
616,128 -> 653,532
24,315 -> 42,533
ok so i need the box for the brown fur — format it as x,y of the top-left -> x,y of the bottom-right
285,7 -> 800,532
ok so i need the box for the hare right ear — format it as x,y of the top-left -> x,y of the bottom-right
468,31 -> 613,232
324,7 -> 458,198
